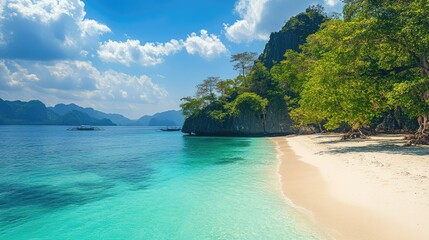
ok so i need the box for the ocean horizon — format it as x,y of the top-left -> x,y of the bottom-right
0,126 -> 326,239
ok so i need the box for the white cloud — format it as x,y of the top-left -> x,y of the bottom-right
224,0 -> 338,43
98,29 -> 228,66
98,39 -> 183,66
0,0 -> 110,60
0,60 -> 19,88
184,30 -> 228,59
224,0 -> 270,43
80,19 -> 111,37
0,60 -> 168,115
11,62 -> 39,83
95,70 -> 167,102
0,60 -> 39,88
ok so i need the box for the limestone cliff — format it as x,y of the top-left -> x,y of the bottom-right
182,101 -> 294,136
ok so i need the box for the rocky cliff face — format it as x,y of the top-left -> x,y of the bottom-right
258,7 -> 326,69
182,101 -> 294,136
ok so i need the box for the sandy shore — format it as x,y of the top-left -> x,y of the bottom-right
273,134 -> 429,240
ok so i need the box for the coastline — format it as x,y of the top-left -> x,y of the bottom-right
273,134 -> 429,240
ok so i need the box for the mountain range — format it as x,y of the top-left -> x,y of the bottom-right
0,98 -> 184,126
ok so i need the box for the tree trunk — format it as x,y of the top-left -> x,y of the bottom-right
420,53 -> 429,135
421,53 -> 429,77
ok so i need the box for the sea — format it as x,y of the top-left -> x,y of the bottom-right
0,126 -> 327,239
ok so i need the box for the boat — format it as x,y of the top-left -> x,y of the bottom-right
160,126 -> 182,132
67,125 -> 103,131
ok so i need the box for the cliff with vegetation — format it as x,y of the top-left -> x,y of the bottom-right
259,6 -> 327,69
182,2 -> 428,142
182,98 -> 292,136
181,6 -> 327,136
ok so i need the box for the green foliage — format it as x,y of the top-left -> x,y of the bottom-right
209,110 -> 229,122
342,0 -> 429,76
180,96 -> 206,117
388,79 -> 429,119
284,0 -> 429,132
271,50 -> 309,110
244,61 -> 281,99
216,79 -> 238,101
228,92 -> 268,116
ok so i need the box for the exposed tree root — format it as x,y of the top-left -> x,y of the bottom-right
341,130 -> 369,140
404,133 -> 429,146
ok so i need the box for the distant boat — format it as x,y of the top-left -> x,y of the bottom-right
160,126 -> 181,132
68,125 -> 103,131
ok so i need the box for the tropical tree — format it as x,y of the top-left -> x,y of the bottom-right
228,92 -> 268,117
230,52 -> 257,78
196,77 -> 220,99
180,97 -> 206,117
290,19 -> 387,136
246,61 -> 281,99
342,0 -> 429,134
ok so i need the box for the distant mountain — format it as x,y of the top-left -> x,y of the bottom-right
50,103 -> 184,126
0,98 -> 115,126
0,99 -> 184,126
135,110 -> 184,126
50,103 -> 133,125
0,99 -> 52,124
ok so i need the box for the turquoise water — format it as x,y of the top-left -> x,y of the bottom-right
0,126 -> 326,239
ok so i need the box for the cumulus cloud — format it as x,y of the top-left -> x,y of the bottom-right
98,39 -> 183,66
0,0 -> 110,60
95,70 -> 167,102
184,30 -> 228,59
224,0 -> 270,43
98,29 -> 228,66
0,60 -> 168,115
224,0 -> 340,43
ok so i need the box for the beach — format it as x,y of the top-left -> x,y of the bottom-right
273,134 -> 429,240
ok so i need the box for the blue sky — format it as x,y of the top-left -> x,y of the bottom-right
0,0 -> 342,119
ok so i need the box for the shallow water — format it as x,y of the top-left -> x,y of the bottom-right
0,126 -> 326,239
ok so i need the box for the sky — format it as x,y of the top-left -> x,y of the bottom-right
0,0 -> 342,119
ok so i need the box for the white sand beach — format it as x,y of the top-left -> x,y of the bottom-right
273,134 -> 429,240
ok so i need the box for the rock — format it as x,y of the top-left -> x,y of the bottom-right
182,101 -> 294,136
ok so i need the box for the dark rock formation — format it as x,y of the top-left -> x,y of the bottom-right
259,6 -> 327,69
182,101 -> 294,136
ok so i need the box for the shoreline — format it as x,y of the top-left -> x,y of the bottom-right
273,134 -> 429,240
